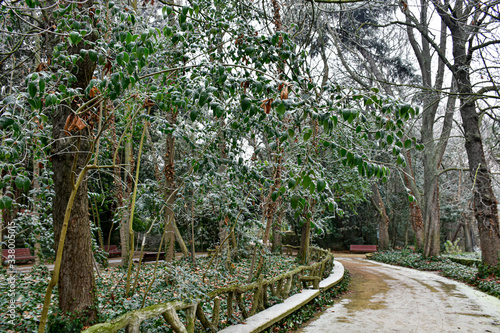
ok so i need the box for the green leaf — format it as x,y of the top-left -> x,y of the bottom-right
190,110 -> 198,122
179,13 -> 187,24
397,153 -> 405,165
277,103 -> 286,119
317,179 -> 326,192
271,191 -> 279,202
387,135 -> 393,145
342,109 -> 350,121
404,139 -> 412,149
279,186 -> 286,195
23,177 -> 31,192
302,175 -> 312,188
117,53 -> 124,66
245,46 -> 255,55
182,5 -> 189,15
288,129 -> 295,138
39,78 -> 45,93
15,176 -> 24,190
309,183 -> 315,194
241,98 -> 251,112
288,178 -> 296,189
199,92 -> 208,107
28,82 -> 37,98
303,129 -> 312,141
291,196 -> 299,209
2,195 -> 13,209
69,31 -> 82,45
88,50 -> 98,62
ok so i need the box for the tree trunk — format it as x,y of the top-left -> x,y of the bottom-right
52,150 -> 96,322
422,184 -> 440,257
298,217 -> 310,264
33,151 -> 42,265
409,200 -> 424,249
271,198 -> 284,253
164,111 -> 177,261
370,183 -> 390,250
120,136 -> 133,265
172,219 -> 189,256
49,0 -> 98,323
459,84 -> 500,267
432,1 -> 500,268
463,213 -> 474,252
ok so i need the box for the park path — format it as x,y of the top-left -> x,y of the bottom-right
299,256 -> 500,333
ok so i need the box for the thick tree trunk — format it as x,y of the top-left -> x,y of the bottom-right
433,0 -> 500,268
52,110 -> 96,324
370,183 -> 390,250
49,1 -> 98,323
459,93 -> 500,267
457,79 -> 500,267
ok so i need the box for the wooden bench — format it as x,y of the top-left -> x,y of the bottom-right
102,245 -> 122,257
2,248 -> 35,264
350,245 -> 378,253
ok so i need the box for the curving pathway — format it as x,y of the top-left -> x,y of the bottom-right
299,256 -> 500,333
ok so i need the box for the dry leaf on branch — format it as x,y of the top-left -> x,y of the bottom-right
103,59 -> 112,76
280,84 -> 289,100
64,113 -> 87,135
240,81 -> 250,94
89,86 -> 100,98
143,98 -> 155,108
260,98 -> 273,114
35,62 -> 48,72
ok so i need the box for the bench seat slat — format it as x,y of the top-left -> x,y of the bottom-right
350,245 -> 378,253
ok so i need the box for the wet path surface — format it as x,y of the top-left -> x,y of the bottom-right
300,257 -> 500,333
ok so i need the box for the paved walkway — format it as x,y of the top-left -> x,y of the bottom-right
299,256 -> 500,333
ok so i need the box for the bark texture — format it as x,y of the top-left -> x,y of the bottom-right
371,183 -> 390,250
164,111 -> 177,261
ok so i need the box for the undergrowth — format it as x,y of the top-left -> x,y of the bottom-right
0,253 -> 303,332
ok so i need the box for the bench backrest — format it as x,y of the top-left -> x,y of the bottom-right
103,245 -> 118,252
350,245 -> 378,251
2,248 -> 33,257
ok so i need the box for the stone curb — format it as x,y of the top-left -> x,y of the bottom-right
219,260 -> 345,333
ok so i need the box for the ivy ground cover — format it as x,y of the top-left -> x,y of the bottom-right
0,253 -> 304,332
